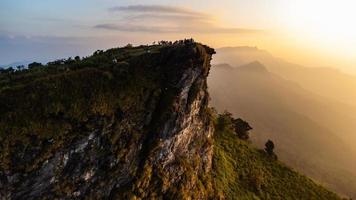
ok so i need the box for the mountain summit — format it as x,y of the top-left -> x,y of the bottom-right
237,61 -> 269,73
0,41 -> 341,199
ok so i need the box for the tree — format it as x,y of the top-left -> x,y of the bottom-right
6,67 -> 14,73
16,65 -> 25,71
265,140 -> 275,156
74,56 -> 81,61
0,68 -> 5,74
232,118 -> 252,140
64,57 -> 75,64
93,50 -> 104,55
28,62 -> 42,69
216,112 -> 253,140
216,111 -> 234,131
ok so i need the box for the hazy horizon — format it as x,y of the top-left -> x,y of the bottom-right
1,1 -> 356,198
1,0 -> 356,74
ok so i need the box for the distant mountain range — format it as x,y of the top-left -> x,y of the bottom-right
0,61 -> 32,68
209,48 -> 356,198
213,47 -> 356,108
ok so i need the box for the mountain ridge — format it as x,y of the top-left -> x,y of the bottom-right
213,46 -> 356,107
0,41 -> 216,199
0,41 -> 343,199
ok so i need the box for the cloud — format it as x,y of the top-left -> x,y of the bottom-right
108,5 -> 206,17
94,23 -> 263,34
94,24 -> 176,33
95,5 -> 263,35
123,13 -> 209,22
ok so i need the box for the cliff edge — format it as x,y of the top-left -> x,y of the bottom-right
0,41 -> 215,199
0,41 -> 343,200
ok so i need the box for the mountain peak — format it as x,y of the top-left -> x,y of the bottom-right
213,63 -> 234,70
238,60 -> 269,73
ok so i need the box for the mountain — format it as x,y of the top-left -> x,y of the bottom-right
0,41 -> 340,199
208,62 -> 356,198
213,46 -> 356,108
213,48 -> 356,158
0,42 -> 216,199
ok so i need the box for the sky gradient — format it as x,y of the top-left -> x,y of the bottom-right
1,0 -> 355,73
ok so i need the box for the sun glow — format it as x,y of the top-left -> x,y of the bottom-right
282,0 -> 356,59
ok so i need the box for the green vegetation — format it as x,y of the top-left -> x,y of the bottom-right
0,44 -> 169,172
0,40 -> 218,199
0,40 -> 344,199
212,113 -> 341,200
264,140 -> 277,159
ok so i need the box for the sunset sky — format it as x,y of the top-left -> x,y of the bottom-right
1,0 -> 355,73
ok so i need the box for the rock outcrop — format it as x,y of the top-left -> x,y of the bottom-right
0,42 -> 215,199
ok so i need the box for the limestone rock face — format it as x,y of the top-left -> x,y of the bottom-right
0,42 -> 215,199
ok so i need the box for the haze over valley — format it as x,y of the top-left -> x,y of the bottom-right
1,0 -> 356,199
209,48 -> 356,198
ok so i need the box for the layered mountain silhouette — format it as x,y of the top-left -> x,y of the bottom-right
213,47 -> 356,108
208,59 -> 356,198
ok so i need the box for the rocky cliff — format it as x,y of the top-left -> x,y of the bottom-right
0,41 -> 343,200
0,42 -> 216,199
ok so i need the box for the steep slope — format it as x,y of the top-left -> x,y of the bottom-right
212,113 -> 341,200
0,41 -> 341,200
0,42 -> 216,199
208,63 -> 356,198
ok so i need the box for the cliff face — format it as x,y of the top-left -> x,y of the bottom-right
0,42 -> 216,199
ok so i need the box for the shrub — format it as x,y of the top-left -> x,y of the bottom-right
232,118 -> 252,140
216,111 -> 234,131
265,140 -> 277,159
28,62 -> 43,69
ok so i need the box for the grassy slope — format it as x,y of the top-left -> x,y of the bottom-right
212,116 -> 341,200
